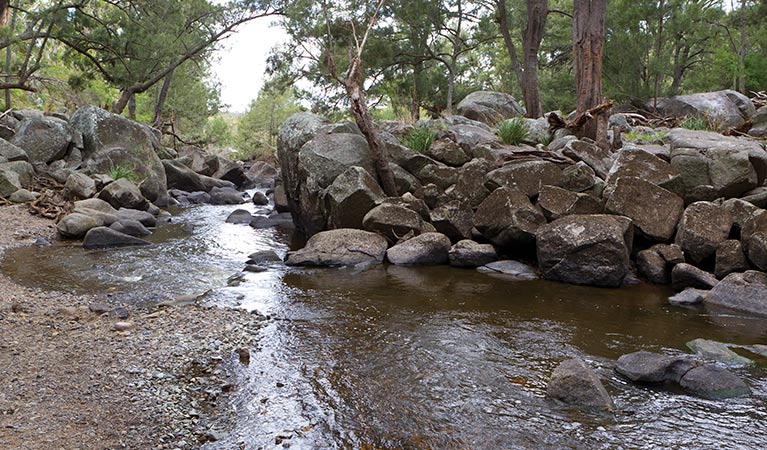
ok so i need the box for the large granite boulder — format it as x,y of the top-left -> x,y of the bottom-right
0,139 -> 29,162
538,185 -> 603,221
485,160 -> 563,197
57,213 -> 101,239
12,116 -> 72,163
0,167 -> 21,197
427,138 -> 470,167
83,226 -> 151,249
163,159 -> 207,192
285,228 -> 388,267
430,200 -> 473,242
546,358 -> 614,411
473,187 -> 546,248
362,203 -> 424,243
750,106 -> 767,138
69,106 -> 168,202
561,139 -> 615,179
605,146 -> 684,195
98,178 -> 149,211
298,133 -> 375,189
715,240 -> 750,279
636,243 -> 684,284
0,161 -> 34,188
386,232 -> 452,266
674,202 -> 732,264
536,214 -> 633,287
605,177 -> 683,241
456,91 -> 524,125
448,158 -> 492,208
64,172 -> 97,200
448,240 -> 498,268
325,166 -> 385,229
648,90 -> 755,130
705,271 -> 767,316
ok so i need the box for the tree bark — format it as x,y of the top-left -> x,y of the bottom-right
127,94 -> 136,120
573,0 -> 607,146
152,68 -> 174,127
653,0 -> 665,108
738,0 -> 747,93
3,0 -> 16,110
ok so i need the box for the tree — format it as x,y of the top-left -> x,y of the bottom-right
572,0 -> 607,144
236,86 -> 302,152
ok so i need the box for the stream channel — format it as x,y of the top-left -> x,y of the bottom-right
3,192 -> 767,449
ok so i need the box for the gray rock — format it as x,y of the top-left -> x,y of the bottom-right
249,212 -> 294,229
561,139 -> 615,179
750,105 -> 767,137
671,263 -> 718,291
247,250 -> 282,265
722,198 -> 760,232
450,124 -> 500,152
83,226 -> 152,249
209,186 -> 246,205
674,202 -> 732,264
57,213 -> 100,238
251,191 -> 269,206
477,260 -> 538,280
485,159 -> 563,197
448,240 -> 498,268
427,138 -> 470,167
325,166 -> 385,230
64,172 -> 97,200
636,243 -> 684,283
649,90 -> 755,129
12,117 -> 72,163
538,185 -> 603,221
199,174 -> 236,192
298,133 -> 375,189
705,271 -> 767,316
678,365 -> 751,400
546,358 -> 614,411
448,158 -> 492,208
163,159 -> 207,192
109,219 -> 152,237
273,183 -> 289,213
430,200 -> 473,242
386,232 -> 452,266
390,163 -> 423,197
379,193 -> 430,221
0,169 -> 22,197
285,228 -> 388,267
686,338 -> 754,368
561,161 -> 598,192
416,163 -> 459,190
715,240 -> 749,279
226,209 -> 253,224
74,198 -> 118,215
605,177 -> 683,241
71,206 -> 118,227
523,117 -> 552,145
362,203 -> 423,243
615,351 -> 681,383
0,161 -> 34,188
605,146 -> 684,195
99,178 -> 149,211
456,91 -> 524,125
0,138 -> 29,162
473,187 -> 546,248
9,188 -> 38,203
669,288 -> 708,305
214,161 -> 249,189
537,214 -> 633,287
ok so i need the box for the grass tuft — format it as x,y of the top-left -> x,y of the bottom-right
402,126 -> 436,154
498,117 -> 529,145
109,164 -> 140,183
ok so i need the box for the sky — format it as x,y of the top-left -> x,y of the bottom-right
212,19 -> 289,113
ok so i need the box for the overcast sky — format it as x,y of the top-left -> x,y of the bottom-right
212,19 -> 289,113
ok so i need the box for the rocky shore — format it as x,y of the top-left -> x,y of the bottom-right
0,205 -> 262,450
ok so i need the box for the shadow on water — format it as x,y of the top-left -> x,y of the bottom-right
3,199 -> 767,449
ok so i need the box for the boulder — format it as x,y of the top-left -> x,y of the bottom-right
74,198 -> 118,215
605,177 -> 683,241
448,240 -> 498,268
57,213 -> 100,239
249,212 -> 294,229
715,240 -> 749,279
546,358 -> 614,411
209,186 -> 246,205
671,263 -> 718,291
163,159 -> 207,192
325,166 -> 385,230
561,161 -> 598,192
649,90 -> 755,130
605,146 -> 684,195
750,105 -> 767,137
109,219 -> 152,237
285,228 -> 388,267
362,203 -> 423,243
538,185 -> 603,221
69,105 -> 168,203
12,116 -> 72,163
536,215 -> 633,287
249,161 -> 278,186
116,208 -> 156,227
9,188 -> 37,203
477,260 -> 538,280
298,133 -> 375,189
0,168 -> 21,197
674,202 -> 732,264
64,172 -> 97,200
416,163 -> 459,190
252,191 -> 269,205
82,226 -> 152,249
473,187 -> 546,248
390,163 -> 423,197
677,365 -> 751,400
669,288 -> 708,305
0,139 -> 29,162
386,232 -> 452,266
561,139 -> 615,179
0,161 -> 34,188
273,183 -> 289,213
226,209 -> 254,224
636,243 -> 685,284
450,124 -> 500,152
213,161 -> 249,189
448,158 -> 492,208
686,338 -> 754,368
430,200 -> 473,242
199,174 -> 236,192
485,160 -> 563,197
427,138 -> 470,167
277,113 -> 331,200
379,193 -> 430,221
523,117 -> 552,145
456,91 -> 524,125
615,351 -> 684,383
721,198 -> 760,232
98,178 -> 149,211
705,271 -> 767,316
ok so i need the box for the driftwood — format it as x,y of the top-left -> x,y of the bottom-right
752,91 -> 767,109
724,119 -> 754,137
498,149 -> 575,165
27,176 -> 71,222
548,100 -> 615,132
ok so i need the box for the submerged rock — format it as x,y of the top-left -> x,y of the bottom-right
686,338 -> 754,368
546,358 -> 614,411
83,226 -> 152,249
477,260 -> 538,280
705,271 -> 767,316
668,288 -> 708,306
285,229 -> 388,267
671,263 -> 718,291
226,209 -> 253,224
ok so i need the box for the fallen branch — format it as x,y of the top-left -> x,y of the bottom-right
548,100 -> 615,132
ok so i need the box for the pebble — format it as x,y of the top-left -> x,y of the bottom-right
113,321 -> 135,331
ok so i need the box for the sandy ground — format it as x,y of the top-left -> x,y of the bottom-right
0,204 -> 260,449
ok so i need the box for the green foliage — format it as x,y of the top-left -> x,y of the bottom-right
234,87 -> 303,158
204,115 -> 234,148
402,126 -> 436,154
680,116 -> 711,131
109,165 -> 140,183
624,129 -> 669,144
498,118 -> 529,146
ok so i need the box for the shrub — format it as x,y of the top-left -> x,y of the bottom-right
680,115 -> 710,131
402,126 -> 436,154
498,117 -> 529,145
109,164 -> 139,183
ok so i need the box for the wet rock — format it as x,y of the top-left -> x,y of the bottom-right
110,219 -> 152,237
485,160 -> 563,197
64,172 -> 97,200
386,232 -> 452,266
252,191 -> 269,206
362,203 -> 423,243
273,183 -> 289,213
448,240 -> 498,268
538,185 -> 603,221
636,244 -> 684,284
325,166 -> 385,229
677,365 -> 751,400
546,358 -> 614,411
669,288 -> 708,305
243,264 -> 267,273
561,139 -> 615,179
430,200 -> 473,242
605,177 -> 683,241
200,174 -> 236,192
249,212 -> 294,229
209,186 -> 246,205
163,159 -> 207,192
13,116 -> 72,163
674,202 -> 732,264
214,162 -> 249,189
285,228 -> 389,267
715,240 -> 749,279
615,351 -> 689,383
99,178 -> 149,211
456,91 -> 524,125
0,139 -> 28,162
249,161 -> 278,186
186,191 -> 211,204
9,188 -> 38,203
705,271 -> 767,316
473,187 -> 546,248
117,208 -> 156,227
686,338 -> 754,368
671,263 -> 718,291
226,209 -> 253,224
57,213 -> 100,238
428,138 -> 470,167
83,226 -> 152,248
477,260 -> 538,280
537,214 -> 633,287
247,250 -> 282,265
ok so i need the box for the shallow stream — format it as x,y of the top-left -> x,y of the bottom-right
3,198 -> 767,449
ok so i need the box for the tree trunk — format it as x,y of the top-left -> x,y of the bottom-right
496,1 -> 525,99
4,0 -> 16,110
128,94 -> 136,120
153,68 -> 174,127
445,67 -> 455,116
653,0 -> 665,108
573,0 -> 607,146
113,89 -> 134,114
521,0 -> 548,118
345,78 -> 398,197
0,0 -> 9,26
738,0 -> 747,93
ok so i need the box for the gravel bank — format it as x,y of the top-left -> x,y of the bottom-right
0,205 -> 261,449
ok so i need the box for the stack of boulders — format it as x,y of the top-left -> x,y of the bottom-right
278,90 -> 767,318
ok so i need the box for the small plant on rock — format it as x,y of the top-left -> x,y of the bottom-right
109,164 -> 140,183
498,117 -> 529,145
402,126 -> 436,154
680,115 -> 710,131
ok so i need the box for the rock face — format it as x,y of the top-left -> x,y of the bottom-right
674,202 -> 732,264
605,147 -> 684,195
12,117 -> 72,163
430,200 -> 473,241
82,226 -> 152,248
705,271 -> 767,316
537,215 -> 633,287
386,232 -> 452,266
456,91 -> 524,125
285,228 -> 388,267
546,358 -> 614,411
163,159 -> 207,192
448,240 -> 498,267
362,203 -> 423,243
649,90 -> 755,129
686,338 -> 754,368
325,166 -> 385,230
64,172 -> 97,200
485,160 -> 563,197
98,178 -> 149,211
671,263 -> 718,291
69,105 -> 168,203
562,139 -> 615,179
605,177 -> 683,241
473,187 -> 546,248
